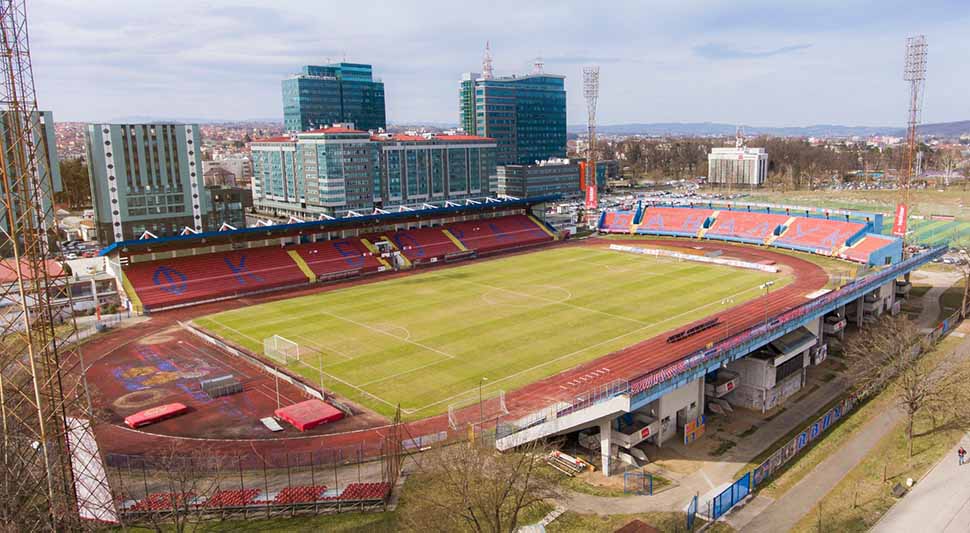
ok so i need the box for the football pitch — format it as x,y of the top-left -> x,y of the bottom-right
194,245 -> 787,419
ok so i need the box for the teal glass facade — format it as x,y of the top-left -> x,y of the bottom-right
282,63 -> 386,132
459,73 -> 566,165
251,133 -> 497,218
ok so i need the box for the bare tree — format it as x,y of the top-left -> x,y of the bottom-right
844,315 -> 970,456
400,440 -> 558,533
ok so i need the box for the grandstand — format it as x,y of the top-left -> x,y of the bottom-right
598,204 -> 902,267
102,196 -> 560,312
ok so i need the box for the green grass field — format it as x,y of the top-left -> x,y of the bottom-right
195,245 -> 786,419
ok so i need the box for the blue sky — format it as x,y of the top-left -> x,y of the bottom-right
31,0 -> 969,126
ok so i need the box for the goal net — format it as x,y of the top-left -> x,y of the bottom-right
263,335 -> 300,364
448,390 -> 509,430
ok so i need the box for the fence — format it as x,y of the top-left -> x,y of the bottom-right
686,494 -> 698,531
106,441 -> 397,524
623,471 -> 653,495
710,472 -> 750,521
708,302 -> 966,520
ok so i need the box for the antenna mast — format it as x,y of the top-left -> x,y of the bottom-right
482,41 -> 494,80
895,35 -> 927,239
583,66 -> 600,225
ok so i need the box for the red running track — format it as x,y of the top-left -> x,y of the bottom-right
81,238 -> 828,458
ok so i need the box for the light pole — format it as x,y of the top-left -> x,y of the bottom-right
479,377 -> 489,432
760,281 -> 776,326
720,297 -> 735,338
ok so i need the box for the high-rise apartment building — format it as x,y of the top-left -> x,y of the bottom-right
0,111 -> 61,248
250,127 -> 497,219
282,63 -> 386,133
459,71 -> 566,165
85,123 -> 213,243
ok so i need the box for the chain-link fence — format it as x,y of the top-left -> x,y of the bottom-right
106,440 -> 395,523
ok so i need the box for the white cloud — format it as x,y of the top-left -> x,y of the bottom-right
26,0 -> 970,126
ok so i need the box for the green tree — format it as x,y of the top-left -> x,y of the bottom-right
55,159 -> 90,209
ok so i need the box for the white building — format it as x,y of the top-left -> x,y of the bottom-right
707,132 -> 769,187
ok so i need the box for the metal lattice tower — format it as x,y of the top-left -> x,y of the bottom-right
901,35 -> 927,217
481,41 -> 494,80
532,57 -> 544,75
0,1 -> 105,529
583,66 -> 599,221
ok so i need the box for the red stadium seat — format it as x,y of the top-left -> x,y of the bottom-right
637,208 -> 713,236
293,239 -> 382,278
129,492 -> 195,512
336,482 -> 391,501
839,234 -> 898,264
124,247 -> 308,310
775,218 -> 865,252
204,488 -> 260,508
446,215 -> 553,254
600,211 -> 635,233
273,485 -> 328,504
383,227 -> 462,263
706,211 -> 789,242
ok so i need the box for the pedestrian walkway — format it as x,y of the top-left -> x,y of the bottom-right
733,403 -> 902,532
870,434 -> 970,533
736,319 -> 970,532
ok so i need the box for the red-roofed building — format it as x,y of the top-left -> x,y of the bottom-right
250,126 -> 498,219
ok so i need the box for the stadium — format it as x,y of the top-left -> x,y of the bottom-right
79,194 -> 943,518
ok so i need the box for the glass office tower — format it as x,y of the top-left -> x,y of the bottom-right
282,63 -> 386,133
459,72 -> 566,165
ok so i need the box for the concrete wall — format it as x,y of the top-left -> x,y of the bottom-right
728,356 -> 774,390
655,377 -> 704,445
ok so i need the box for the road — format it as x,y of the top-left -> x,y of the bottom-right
870,434 -> 970,533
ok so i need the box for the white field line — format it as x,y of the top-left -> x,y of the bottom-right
313,308 -> 457,361
428,274 -> 650,325
408,280 -> 772,414
202,317 -> 262,345
357,353 -> 455,387
289,357 -> 406,411
203,317 -> 405,411
293,335 -> 355,363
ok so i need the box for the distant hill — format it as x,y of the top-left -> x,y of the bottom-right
566,120 -> 970,138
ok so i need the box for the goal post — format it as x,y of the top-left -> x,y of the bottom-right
447,389 -> 509,430
263,335 -> 300,364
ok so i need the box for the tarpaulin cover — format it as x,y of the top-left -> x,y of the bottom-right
124,402 -> 189,428
274,399 -> 344,431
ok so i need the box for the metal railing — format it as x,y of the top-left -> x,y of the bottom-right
497,247 -> 946,441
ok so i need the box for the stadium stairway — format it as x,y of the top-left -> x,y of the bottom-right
358,238 -> 393,270
764,216 -> 798,245
442,228 -> 469,251
697,210 -> 719,238
378,236 -> 413,268
388,228 -> 463,264
287,250 -> 317,282
120,271 -> 143,314
528,215 -> 558,239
